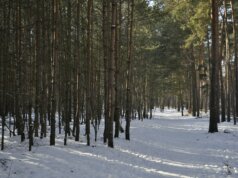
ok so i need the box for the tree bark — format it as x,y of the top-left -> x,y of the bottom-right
231,0 -> 237,125
125,0 -> 134,140
50,0 -> 58,145
114,0 -> 120,138
209,0 -> 219,133
108,0 -> 117,148
86,0 -> 93,146
224,0 -> 231,122
34,0 -> 40,137
103,0 -> 109,143
75,0 -> 81,142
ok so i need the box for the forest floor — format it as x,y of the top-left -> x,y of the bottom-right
0,109 -> 238,178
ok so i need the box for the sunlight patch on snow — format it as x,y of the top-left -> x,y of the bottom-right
37,151 -> 72,165
165,126 -> 207,132
8,156 -> 17,160
115,147 -> 222,173
67,148 -> 191,178
21,159 -> 42,166
168,147 -> 201,156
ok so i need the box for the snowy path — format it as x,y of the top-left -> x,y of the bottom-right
0,109 -> 238,178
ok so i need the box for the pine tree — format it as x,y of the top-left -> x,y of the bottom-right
209,0 -> 219,133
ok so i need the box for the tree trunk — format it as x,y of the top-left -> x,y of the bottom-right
231,0 -> 237,125
209,0 -> 219,133
75,0 -> 81,142
191,48 -> 197,117
1,1 -> 8,150
50,0 -> 58,145
103,0 -> 109,143
225,0 -> 231,122
34,0 -> 40,137
114,0 -> 120,138
125,0 -> 134,140
219,13 -> 226,122
108,0 -> 117,148
40,4 -> 47,138
15,0 -> 24,141
86,0 -> 93,146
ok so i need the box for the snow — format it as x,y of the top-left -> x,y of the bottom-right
1,109 -> 238,178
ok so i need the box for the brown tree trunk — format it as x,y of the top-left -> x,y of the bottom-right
225,0 -> 231,122
103,0 -> 109,143
15,0 -> 24,141
231,0 -> 237,125
50,0 -> 58,145
114,0 -> 120,138
190,48 -> 198,117
34,0 -> 40,137
1,1 -> 8,150
108,0 -> 117,148
209,0 -> 219,133
75,0 -> 81,142
220,14 -> 226,122
125,0 -> 134,140
86,0 -> 93,146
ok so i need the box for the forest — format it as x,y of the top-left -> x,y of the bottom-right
0,0 -> 238,177
0,0 -> 238,178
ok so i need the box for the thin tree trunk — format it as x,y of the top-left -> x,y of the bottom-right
50,0 -> 58,145
34,0 -> 40,137
27,0 -> 34,150
190,47 -> 197,117
231,0 -> 237,125
114,0 -> 121,138
220,13 -> 226,122
86,0 -> 93,146
15,0 -> 24,141
1,1 -> 8,150
125,0 -> 134,140
103,0 -> 109,143
75,0 -> 81,142
108,0 -> 117,148
209,0 -> 219,133
225,0 -> 231,122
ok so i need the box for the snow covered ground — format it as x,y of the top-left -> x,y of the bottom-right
0,109 -> 238,178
